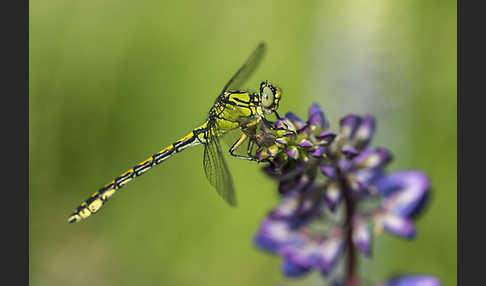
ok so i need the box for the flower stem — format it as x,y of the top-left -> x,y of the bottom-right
337,167 -> 358,286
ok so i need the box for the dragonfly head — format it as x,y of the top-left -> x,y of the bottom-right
260,81 -> 281,115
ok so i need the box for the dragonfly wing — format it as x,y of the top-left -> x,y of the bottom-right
219,42 -> 266,95
202,125 -> 237,206
201,43 -> 265,206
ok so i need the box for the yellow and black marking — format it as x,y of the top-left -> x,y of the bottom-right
68,42 -> 289,223
68,127 -> 207,223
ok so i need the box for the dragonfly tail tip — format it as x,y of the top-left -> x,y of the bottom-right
67,215 -> 78,224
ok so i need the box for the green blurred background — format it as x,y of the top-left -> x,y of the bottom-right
29,0 -> 456,285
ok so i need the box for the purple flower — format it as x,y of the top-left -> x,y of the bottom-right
252,104 -> 433,281
369,171 -> 430,239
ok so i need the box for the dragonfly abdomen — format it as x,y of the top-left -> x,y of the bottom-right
68,125 -> 207,223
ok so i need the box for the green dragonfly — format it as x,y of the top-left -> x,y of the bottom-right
68,42 -> 285,223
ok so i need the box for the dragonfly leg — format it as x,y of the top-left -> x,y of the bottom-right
262,116 -> 296,134
247,139 -> 255,156
229,133 -> 259,161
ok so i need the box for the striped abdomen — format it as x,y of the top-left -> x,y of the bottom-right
68,125 -> 207,223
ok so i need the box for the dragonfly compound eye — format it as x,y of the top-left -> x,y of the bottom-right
262,86 -> 275,108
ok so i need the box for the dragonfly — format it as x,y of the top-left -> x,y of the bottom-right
68,42 -> 286,223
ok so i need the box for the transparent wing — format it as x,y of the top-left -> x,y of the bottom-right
202,123 -> 237,206
219,42 -> 266,95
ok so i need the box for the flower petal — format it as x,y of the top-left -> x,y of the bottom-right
275,137 -> 288,145
354,116 -> 375,148
298,139 -> 313,148
254,232 -> 280,253
286,146 -> 300,160
282,233 -> 343,276
282,259 -> 312,277
316,131 -> 337,145
353,168 -> 385,194
377,171 -> 429,217
255,220 -> 291,251
320,165 -> 336,178
353,148 -> 392,170
285,112 -> 306,130
341,145 -> 359,158
382,213 -> 416,238
353,216 -> 371,256
324,182 -> 341,211
318,235 -> 343,275
339,115 -> 361,139
308,103 -> 328,129
310,146 -> 325,158
384,275 -> 441,286
270,194 -> 310,220
275,119 -> 291,130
